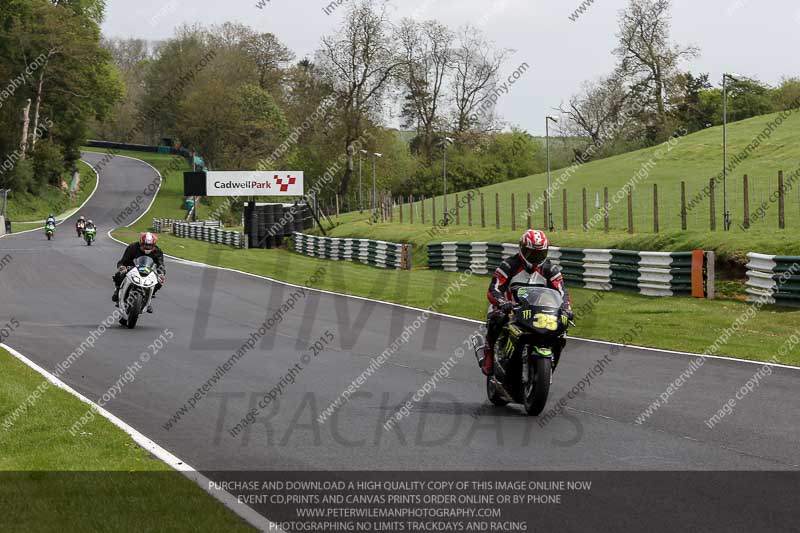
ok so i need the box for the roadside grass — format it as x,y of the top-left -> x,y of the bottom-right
0,348 -> 254,531
334,110 -> 800,257
113,229 -> 800,366
6,160 -> 97,227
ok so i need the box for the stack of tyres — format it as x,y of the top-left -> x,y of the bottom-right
256,207 -> 268,249
264,204 -> 276,249
273,204 -> 284,247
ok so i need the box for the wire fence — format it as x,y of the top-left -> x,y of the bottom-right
343,171 -> 800,234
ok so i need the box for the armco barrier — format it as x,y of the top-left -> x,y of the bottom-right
165,220 -> 244,248
293,232 -> 411,270
745,253 -> 800,307
152,218 -> 221,234
428,242 -> 711,298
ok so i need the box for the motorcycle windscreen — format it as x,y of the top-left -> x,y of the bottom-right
515,286 -> 562,309
133,256 -> 155,275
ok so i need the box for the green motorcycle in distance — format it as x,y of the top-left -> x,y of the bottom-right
84,226 -> 96,246
45,222 -> 56,240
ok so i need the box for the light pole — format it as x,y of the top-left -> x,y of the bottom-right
546,115 -> 558,231
370,152 -> 382,221
440,137 -> 454,225
359,149 -> 367,214
723,72 -> 741,231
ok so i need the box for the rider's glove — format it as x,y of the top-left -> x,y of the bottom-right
118,265 -> 128,274
500,301 -> 514,313
562,305 -> 574,321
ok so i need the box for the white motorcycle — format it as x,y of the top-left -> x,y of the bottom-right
118,256 -> 158,329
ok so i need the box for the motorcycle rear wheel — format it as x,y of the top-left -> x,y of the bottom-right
524,356 -> 552,416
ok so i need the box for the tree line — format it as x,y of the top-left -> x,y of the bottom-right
2,0 -> 797,216
0,0 -> 120,194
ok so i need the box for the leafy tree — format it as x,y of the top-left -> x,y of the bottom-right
614,0 -> 698,135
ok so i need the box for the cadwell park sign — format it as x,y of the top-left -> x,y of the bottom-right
184,171 -> 304,197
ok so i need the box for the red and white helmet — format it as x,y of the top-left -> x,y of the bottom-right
140,232 -> 158,254
519,229 -> 549,269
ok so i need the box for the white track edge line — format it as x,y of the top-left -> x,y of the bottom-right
79,151 -> 165,228
0,342 -> 281,533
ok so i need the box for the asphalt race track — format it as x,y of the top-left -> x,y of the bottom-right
1,152 -> 798,530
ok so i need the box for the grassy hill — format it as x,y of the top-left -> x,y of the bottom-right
331,110 -> 800,259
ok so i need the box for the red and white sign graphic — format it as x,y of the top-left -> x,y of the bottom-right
206,171 -> 304,197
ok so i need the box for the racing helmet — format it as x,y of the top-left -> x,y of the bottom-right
140,232 -> 158,254
519,229 -> 549,269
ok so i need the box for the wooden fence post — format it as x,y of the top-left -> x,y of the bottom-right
432,195 -> 436,226
526,193 -> 532,229
399,196 -> 403,224
743,175 -> 750,229
627,189 -> 634,234
421,195 -> 425,225
335,194 -> 340,218
653,183 -> 659,233
562,189 -> 568,231
511,193 -> 516,231
455,193 -> 460,225
778,170 -> 785,229
582,188 -> 588,231
495,193 -> 500,229
709,178 -> 716,231
680,181 -> 687,231
467,194 -> 473,226
603,187 -> 609,233
410,195 -> 414,224
480,193 -> 486,227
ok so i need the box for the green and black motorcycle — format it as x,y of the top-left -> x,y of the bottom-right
45,221 -> 56,241
473,286 -> 570,416
84,226 -> 96,246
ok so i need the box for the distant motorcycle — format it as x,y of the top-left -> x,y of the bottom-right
472,286 -> 570,416
45,222 -> 56,241
76,220 -> 85,237
84,226 -> 96,246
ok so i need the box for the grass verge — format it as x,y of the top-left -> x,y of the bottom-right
0,348 -> 254,531
331,110 -> 800,258
6,160 -> 98,230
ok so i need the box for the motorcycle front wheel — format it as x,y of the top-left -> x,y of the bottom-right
126,291 -> 143,329
524,355 -> 551,416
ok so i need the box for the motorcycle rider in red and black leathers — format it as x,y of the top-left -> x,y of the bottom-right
479,229 -> 573,376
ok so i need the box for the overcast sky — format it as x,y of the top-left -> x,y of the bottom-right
101,0 -> 800,135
